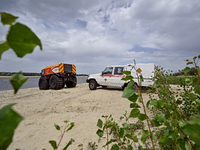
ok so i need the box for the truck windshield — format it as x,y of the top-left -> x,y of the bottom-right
103,67 -> 113,74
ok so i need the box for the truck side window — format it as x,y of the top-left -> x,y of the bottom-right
103,67 -> 113,74
114,67 -> 124,75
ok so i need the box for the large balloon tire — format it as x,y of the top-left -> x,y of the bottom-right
66,81 -> 77,88
49,75 -> 63,90
38,77 -> 49,90
66,77 -> 77,88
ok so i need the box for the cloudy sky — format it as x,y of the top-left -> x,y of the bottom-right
0,0 -> 200,74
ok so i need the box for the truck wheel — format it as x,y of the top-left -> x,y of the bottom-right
49,75 -> 63,90
66,77 -> 77,88
66,81 -> 77,88
132,83 -> 139,91
89,80 -> 97,90
38,77 -> 49,90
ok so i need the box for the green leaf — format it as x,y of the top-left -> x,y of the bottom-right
7,22 -> 42,58
49,140 -> 57,150
138,113 -> 148,121
140,130 -> 149,144
130,102 -> 141,108
178,121 -> 186,127
122,123 -> 129,129
176,100 -> 182,105
121,75 -> 133,81
0,104 -> 24,150
185,141 -> 192,150
154,113 -> 165,122
97,119 -> 103,128
152,120 -> 162,127
64,120 -> 69,124
146,100 -> 150,108
119,128 -> 124,138
111,144 -> 119,150
96,129 -> 103,137
159,135 -> 170,146
123,71 -> 131,76
0,42 -> 10,60
54,124 -> 60,130
1,12 -> 18,25
127,145 -> 133,150
189,93 -> 197,101
183,67 -> 191,75
164,120 -> 170,127
120,116 -> 124,120
129,109 -> 140,118
105,139 -> 115,146
177,139 -> 186,150
138,146 -> 143,150
168,131 -> 178,140
197,68 -> 200,77
66,122 -> 74,132
165,114 -> 170,119
149,99 -> 157,106
125,134 -> 133,140
184,123 -> 200,145
194,85 -> 200,94
133,136 -> 138,142
127,80 -> 135,87
152,134 -> 157,140
140,75 -> 144,82
185,78 -> 192,85
63,138 -> 74,150
187,62 -> 193,65
157,99 -> 166,108
10,72 -> 28,94
128,93 -> 138,102
171,119 -> 178,126
122,86 -> 134,98
193,56 -> 197,60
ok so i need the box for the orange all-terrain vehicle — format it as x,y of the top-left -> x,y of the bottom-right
38,63 -> 77,90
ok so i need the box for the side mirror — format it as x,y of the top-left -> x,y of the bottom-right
102,71 -> 104,75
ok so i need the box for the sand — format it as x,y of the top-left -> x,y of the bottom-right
0,83 -> 155,150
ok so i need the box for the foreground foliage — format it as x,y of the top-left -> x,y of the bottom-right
0,12 -> 75,150
0,12 -> 42,150
96,56 -> 200,150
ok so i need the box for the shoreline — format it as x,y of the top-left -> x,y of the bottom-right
0,75 -> 88,78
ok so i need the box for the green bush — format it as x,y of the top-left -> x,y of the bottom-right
168,76 -> 197,85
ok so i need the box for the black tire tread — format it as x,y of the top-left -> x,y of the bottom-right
39,77 -> 49,90
49,75 -> 63,90
89,80 -> 97,90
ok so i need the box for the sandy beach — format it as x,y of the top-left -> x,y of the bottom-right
0,83 -> 154,150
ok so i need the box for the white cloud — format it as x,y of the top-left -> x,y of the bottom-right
0,0 -> 200,74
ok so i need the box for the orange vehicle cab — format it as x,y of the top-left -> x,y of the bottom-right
39,63 -> 77,90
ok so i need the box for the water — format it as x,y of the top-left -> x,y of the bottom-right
0,76 -> 88,91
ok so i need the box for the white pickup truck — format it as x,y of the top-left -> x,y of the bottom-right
86,63 -> 155,90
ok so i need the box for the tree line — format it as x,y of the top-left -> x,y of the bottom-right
0,72 -> 88,76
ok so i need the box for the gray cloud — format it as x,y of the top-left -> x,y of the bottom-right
0,0 -> 200,74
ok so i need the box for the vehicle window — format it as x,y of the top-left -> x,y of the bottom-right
103,67 -> 113,74
114,67 -> 124,75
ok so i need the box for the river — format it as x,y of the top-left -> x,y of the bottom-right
0,76 -> 88,91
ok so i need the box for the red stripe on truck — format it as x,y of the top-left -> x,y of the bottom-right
100,74 -> 125,77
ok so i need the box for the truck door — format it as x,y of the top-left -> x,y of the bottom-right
111,67 -> 125,87
99,67 -> 113,86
